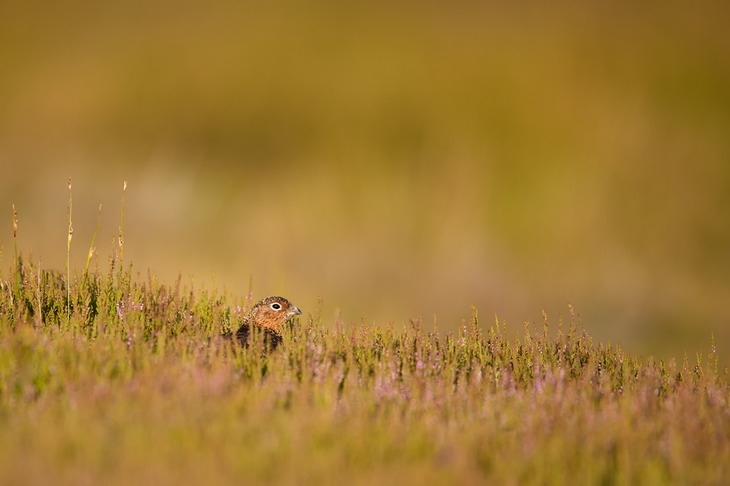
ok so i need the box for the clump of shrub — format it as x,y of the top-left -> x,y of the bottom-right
0,254 -> 727,484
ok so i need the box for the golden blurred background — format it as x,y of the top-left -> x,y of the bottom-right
1,1 -> 729,360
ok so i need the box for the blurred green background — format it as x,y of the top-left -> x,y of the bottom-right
1,1 -> 729,360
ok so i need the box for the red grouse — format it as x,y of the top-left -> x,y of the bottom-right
232,296 -> 301,350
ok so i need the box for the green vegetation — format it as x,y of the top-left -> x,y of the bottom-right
1,254 -> 728,484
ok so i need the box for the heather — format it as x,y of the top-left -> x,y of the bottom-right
1,258 -> 728,485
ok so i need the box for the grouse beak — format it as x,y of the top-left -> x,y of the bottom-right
289,306 -> 302,318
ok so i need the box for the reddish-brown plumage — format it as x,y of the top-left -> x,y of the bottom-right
233,296 -> 301,350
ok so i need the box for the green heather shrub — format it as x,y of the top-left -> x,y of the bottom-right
0,257 -> 728,485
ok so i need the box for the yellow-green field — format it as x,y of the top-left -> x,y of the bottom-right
1,259 -> 728,484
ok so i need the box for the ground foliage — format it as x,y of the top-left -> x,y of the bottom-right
0,257 -> 728,485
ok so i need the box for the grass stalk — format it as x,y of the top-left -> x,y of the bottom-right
84,204 -> 102,284
67,178 -> 73,323
36,257 -> 42,328
11,204 -> 18,307
12,204 -> 18,269
119,180 -> 127,265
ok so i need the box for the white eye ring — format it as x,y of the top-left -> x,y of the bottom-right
270,302 -> 282,311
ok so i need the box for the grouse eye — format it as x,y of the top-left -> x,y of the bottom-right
270,302 -> 282,311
